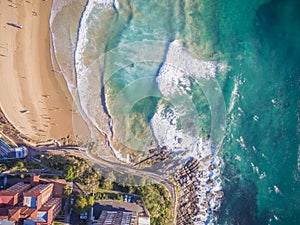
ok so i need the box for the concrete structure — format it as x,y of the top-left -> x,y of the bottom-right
0,175 -> 64,225
96,211 -> 136,225
30,175 -> 40,186
0,139 -> 28,161
93,200 -> 150,225
137,213 -> 150,225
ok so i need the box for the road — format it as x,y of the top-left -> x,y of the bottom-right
29,146 -> 178,224
0,132 -> 17,148
82,151 -> 177,225
64,198 -> 71,225
2,168 -> 62,176
0,138 -> 11,156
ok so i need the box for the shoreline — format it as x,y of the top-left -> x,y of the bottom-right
0,0 -> 75,146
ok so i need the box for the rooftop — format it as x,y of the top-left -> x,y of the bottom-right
0,176 -> 64,224
5,182 -> 31,193
97,200 -> 145,214
23,183 -> 53,196
95,211 -> 135,225
39,197 -> 61,211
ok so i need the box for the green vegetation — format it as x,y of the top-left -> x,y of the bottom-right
41,155 -> 100,195
23,161 -> 42,169
87,195 -> 95,206
94,189 -> 121,201
73,194 -> 94,214
1,160 -> 42,173
133,184 -> 172,225
0,163 -> 7,173
15,161 -> 24,168
98,175 -> 172,224
41,154 -> 172,224
73,194 -> 88,214
63,185 -> 72,197
53,222 -> 64,225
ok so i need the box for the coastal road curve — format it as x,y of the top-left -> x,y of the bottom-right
30,146 -> 177,224
82,151 -> 178,225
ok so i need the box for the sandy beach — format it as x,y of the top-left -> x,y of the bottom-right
0,0 -> 74,145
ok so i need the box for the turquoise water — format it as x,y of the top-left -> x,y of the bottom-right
215,0 -> 300,224
51,0 -> 300,224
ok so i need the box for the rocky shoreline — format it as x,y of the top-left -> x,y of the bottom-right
174,157 -> 223,225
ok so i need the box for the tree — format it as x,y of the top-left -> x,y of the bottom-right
102,172 -> 116,190
0,164 -> 7,173
74,194 -> 88,214
63,165 -> 77,181
117,194 -> 124,202
87,196 -> 94,206
63,186 -> 72,197
15,161 -> 24,169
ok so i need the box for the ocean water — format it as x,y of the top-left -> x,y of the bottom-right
50,0 -> 300,224
214,0 -> 300,224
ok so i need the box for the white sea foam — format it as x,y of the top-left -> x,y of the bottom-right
75,0 -> 116,80
150,103 -> 207,155
152,40 -> 221,153
75,0 -> 111,80
74,0 -> 131,163
151,40 -> 224,224
161,40 -> 218,80
274,185 -> 281,194
192,160 -> 224,224
237,136 -> 246,149
235,155 -> 242,162
228,77 -> 240,113
250,162 -> 260,175
259,172 -> 266,179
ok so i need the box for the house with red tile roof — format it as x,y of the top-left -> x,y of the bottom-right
0,175 -> 64,225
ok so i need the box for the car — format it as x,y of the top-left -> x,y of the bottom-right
128,196 -> 132,202
80,212 -> 88,220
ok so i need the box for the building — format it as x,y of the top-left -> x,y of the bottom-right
24,197 -> 62,225
0,139 -> 28,161
23,183 -> 54,209
13,147 -> 28,159
96,211 -> 136,225
0,182 -> 31,207
93,200 -> 150,225
137,212 -> 150,225
0,175 -> 63,225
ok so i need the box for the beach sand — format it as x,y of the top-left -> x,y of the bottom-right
0,0 -> 74,145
